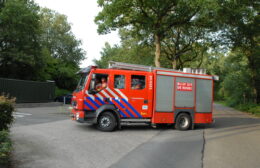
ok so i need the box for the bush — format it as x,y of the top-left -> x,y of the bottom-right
235,103 -> 257,112
0,96 -> 15,131
248,106 -> 260,116
0,130 -> 12,166
55,87 -> 71,97
233,103 -> 260,117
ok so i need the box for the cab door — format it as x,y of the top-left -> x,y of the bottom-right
126,72 -> 151,118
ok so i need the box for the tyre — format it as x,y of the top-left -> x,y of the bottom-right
175,113 -> 191,131
97,112 -> 117,132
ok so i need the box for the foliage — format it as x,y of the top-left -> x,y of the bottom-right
0,130 -> 12,166
94,29 -> 154,68
233,103 -> 260,117
0,1 -> 86,91
39,8 -> 85,65
55,87 -> 71,97
39,8 -> 86,90
248,106 -> 260,117
95,0 -> 259,108
95,0 -> 216,67
161,26 -> 212,69
0,95 -> 15,131
216,0 -> 260,103
222,52 -> 253,105
0,0 -> 44,80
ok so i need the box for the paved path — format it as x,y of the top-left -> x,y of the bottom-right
204,104 -> 260,168
10,104 -> 260,168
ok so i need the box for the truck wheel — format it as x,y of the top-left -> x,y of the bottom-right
175,113 -> 191,131
97,112 -> 117,132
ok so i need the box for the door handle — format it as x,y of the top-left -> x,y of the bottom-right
144,100 -> 148,104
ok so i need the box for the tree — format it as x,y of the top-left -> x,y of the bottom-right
95,0 -> 213,67
40,8 -> 85,65
218,51 -> 253,105
217,0 -> 260,103
161,25 -> 211,69
39,8 -> 86,90
0,1 -> 86,91
95,29 -> 153,68
0,0 -> 44,80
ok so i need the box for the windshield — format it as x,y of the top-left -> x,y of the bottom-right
76,74 -> 88,92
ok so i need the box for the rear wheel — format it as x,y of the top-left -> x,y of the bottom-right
97,112 -> 117,132
175,113 -> 191,131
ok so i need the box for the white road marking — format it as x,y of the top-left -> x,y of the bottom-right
13,112 -> 32,118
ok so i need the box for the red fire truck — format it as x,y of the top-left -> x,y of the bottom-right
71,62 -> 218,131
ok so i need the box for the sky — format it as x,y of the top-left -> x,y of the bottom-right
34,0 -> 120,67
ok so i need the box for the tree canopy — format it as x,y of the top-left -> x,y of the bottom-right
95,0 -> 217,67
0,0 -> 86,91
96,0 -> 259,105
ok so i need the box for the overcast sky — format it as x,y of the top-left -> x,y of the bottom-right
35,0 -> 120,67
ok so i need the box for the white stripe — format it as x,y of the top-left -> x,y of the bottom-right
85,90 -> 95,100
157,71 -> 212,79
96,93 -> 103,100
114,89 -> 128,101
131,98 -> 144,100
14,112 -> 32,116
101,90 -> 111,99
106,88 -> 118,98
13,114 -> 25,118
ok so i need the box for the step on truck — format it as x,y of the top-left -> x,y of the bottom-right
71,61 -> 218,131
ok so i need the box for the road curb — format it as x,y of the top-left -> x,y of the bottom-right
15,102 -> 64,108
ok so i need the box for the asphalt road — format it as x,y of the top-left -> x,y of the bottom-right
10,104 -> 260,168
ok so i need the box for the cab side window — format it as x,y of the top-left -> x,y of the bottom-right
114,75 -> 125,89
93,74 -> 108,91
131,75 -> 146,90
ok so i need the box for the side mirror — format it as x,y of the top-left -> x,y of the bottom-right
88,89 -> 97,95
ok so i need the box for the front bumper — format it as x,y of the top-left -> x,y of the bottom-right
71,109 -> 97,124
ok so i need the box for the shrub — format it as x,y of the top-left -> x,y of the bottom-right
55,87 -> 71,97
248,106 -> 260,116
0,130 -> 12,166
0,96 -> 15,131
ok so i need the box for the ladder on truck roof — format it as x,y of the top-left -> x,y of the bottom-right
108,61 -> 181,72
108,61 -> 219,80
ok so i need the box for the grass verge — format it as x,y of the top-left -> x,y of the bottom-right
215,101 -> 260,117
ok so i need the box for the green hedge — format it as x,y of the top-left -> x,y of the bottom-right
0,130 -> 12,166
0,96 -> 15,167
248,106 -> 260,117
0,96 -> 15,130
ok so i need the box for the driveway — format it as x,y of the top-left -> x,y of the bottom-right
10,104 -> 260,168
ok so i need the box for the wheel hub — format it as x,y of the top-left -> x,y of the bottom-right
180,117 -> 189,128
100,117 -> 111,127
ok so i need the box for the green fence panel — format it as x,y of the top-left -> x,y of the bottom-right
0,78 -> 55,103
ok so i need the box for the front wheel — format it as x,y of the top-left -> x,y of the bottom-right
175,113 -> 191,131
97,112 -> 117,132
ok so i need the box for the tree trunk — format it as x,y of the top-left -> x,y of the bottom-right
172,60 -> 177,69
154,34 -> 161,67
248,51 -> 259,104
251,70 -> 259,104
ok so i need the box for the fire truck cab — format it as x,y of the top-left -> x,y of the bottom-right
71,61 -> 218,131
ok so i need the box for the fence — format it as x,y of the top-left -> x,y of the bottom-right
0,78 -> 55,103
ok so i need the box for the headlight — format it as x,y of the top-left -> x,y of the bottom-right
76,112 -> 80,120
